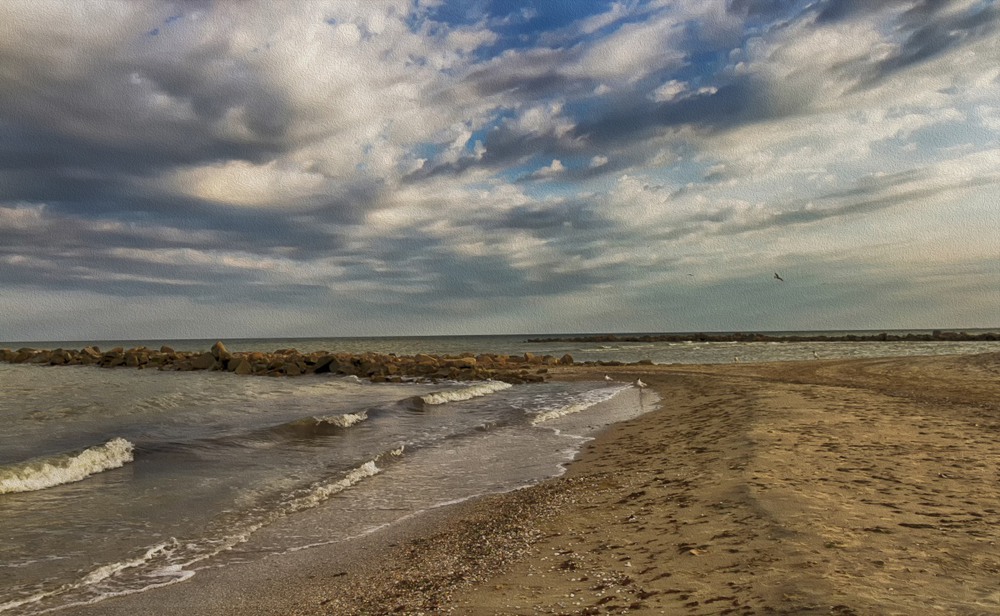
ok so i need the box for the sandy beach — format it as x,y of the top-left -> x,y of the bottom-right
65,352 -> 1000,615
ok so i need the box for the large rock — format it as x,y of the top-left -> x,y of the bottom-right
48,349 -> 68,365
14,348 -> 37,363
101,350 -> 125,367
30,350 -> 53,364
125,349 -> 151,367
190,353 -> 217,370
447,357 -> 477,369
311,354 -> 337,373
229,357 -> 253,375
211,341 -> 232,362
281,362 -> 303,376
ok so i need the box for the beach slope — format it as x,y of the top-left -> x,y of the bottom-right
441,353 -> 1000,615
66,352 -> 1000,615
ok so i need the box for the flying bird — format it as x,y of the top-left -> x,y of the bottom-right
774,272 -> 784,282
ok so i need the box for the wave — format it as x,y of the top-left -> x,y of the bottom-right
530,386 -> 629,425
0,450 -> 401,614
138,411 -> 373,456
283,447 -> 403,514
267,411 -> 369,438
419,380 -> 512,405
0,438 -> 135,495
0,537 -> 196,615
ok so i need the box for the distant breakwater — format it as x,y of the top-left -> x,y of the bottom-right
0,342 -> 580,384
525,330 -> 999,344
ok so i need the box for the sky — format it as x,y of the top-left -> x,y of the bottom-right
1,0 -> 998,341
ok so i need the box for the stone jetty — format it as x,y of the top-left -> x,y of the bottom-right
0,342 -> 577,384
526,330 -> 999,344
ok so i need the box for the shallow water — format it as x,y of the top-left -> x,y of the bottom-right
0,362 -> 633,614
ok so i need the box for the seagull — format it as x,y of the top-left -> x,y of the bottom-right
774,272 -> 784,282
604,375 -> 613,381
634,379 -> 648,389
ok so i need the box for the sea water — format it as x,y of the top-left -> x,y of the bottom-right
1,332 -> 998,614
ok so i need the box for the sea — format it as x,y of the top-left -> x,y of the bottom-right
1,331 -> 998,614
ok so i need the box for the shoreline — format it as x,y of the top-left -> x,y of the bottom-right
57,352 -> 1000,614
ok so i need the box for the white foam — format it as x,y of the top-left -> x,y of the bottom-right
531,401 -> 602,425
0,438 -> 135,495
0,451 -> 402,614
284,449 -> 403,514
420,380 -> 513,405
312,411 -> 368,428
80,540 -> 178,586
530,385 -> 629,425
0,539 -> 181,614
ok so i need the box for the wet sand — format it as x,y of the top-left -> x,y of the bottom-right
67,352 -> 1000,615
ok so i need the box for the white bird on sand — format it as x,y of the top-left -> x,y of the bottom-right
634,379 -> 647,389
604,375 -> 613,381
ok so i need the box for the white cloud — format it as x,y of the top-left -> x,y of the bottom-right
0,203 -> 48,231
446,27 -> 499,53
564,15 -> 686,83
577,1 -> 630,35
162,160 -> 329,208
532,159 -> 566,179
651,79 -> 687,102
510,101 -> 575,137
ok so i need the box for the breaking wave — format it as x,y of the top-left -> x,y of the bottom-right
419,381 -> 513,405
267,411 -> 369,438
530,386 -> 629,425
283,449 -> 401,514
0,451 -> 402,614
0,438 -> 135,495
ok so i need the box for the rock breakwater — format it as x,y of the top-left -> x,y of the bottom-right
0,343 -> 579,384
526,330 -> 999,344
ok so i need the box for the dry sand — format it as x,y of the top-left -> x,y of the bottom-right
67,352 -> 1000,615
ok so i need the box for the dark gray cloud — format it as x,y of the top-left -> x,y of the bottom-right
576,79 -> 771,146
815,0 -> 948,23
876,4 -> 1000,77
704,173 -> 1000,239
726,0 -> 799,18
808,1 -> 1000,88
497,201 -> 608,232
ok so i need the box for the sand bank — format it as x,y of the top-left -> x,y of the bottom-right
65,352 -> 1000,615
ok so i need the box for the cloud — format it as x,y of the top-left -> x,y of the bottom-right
1,0 -> 998,338
530,159 -> 566,179
162,160 -> 329,208
651,79 -> 688,102
562,14 -> 688,83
